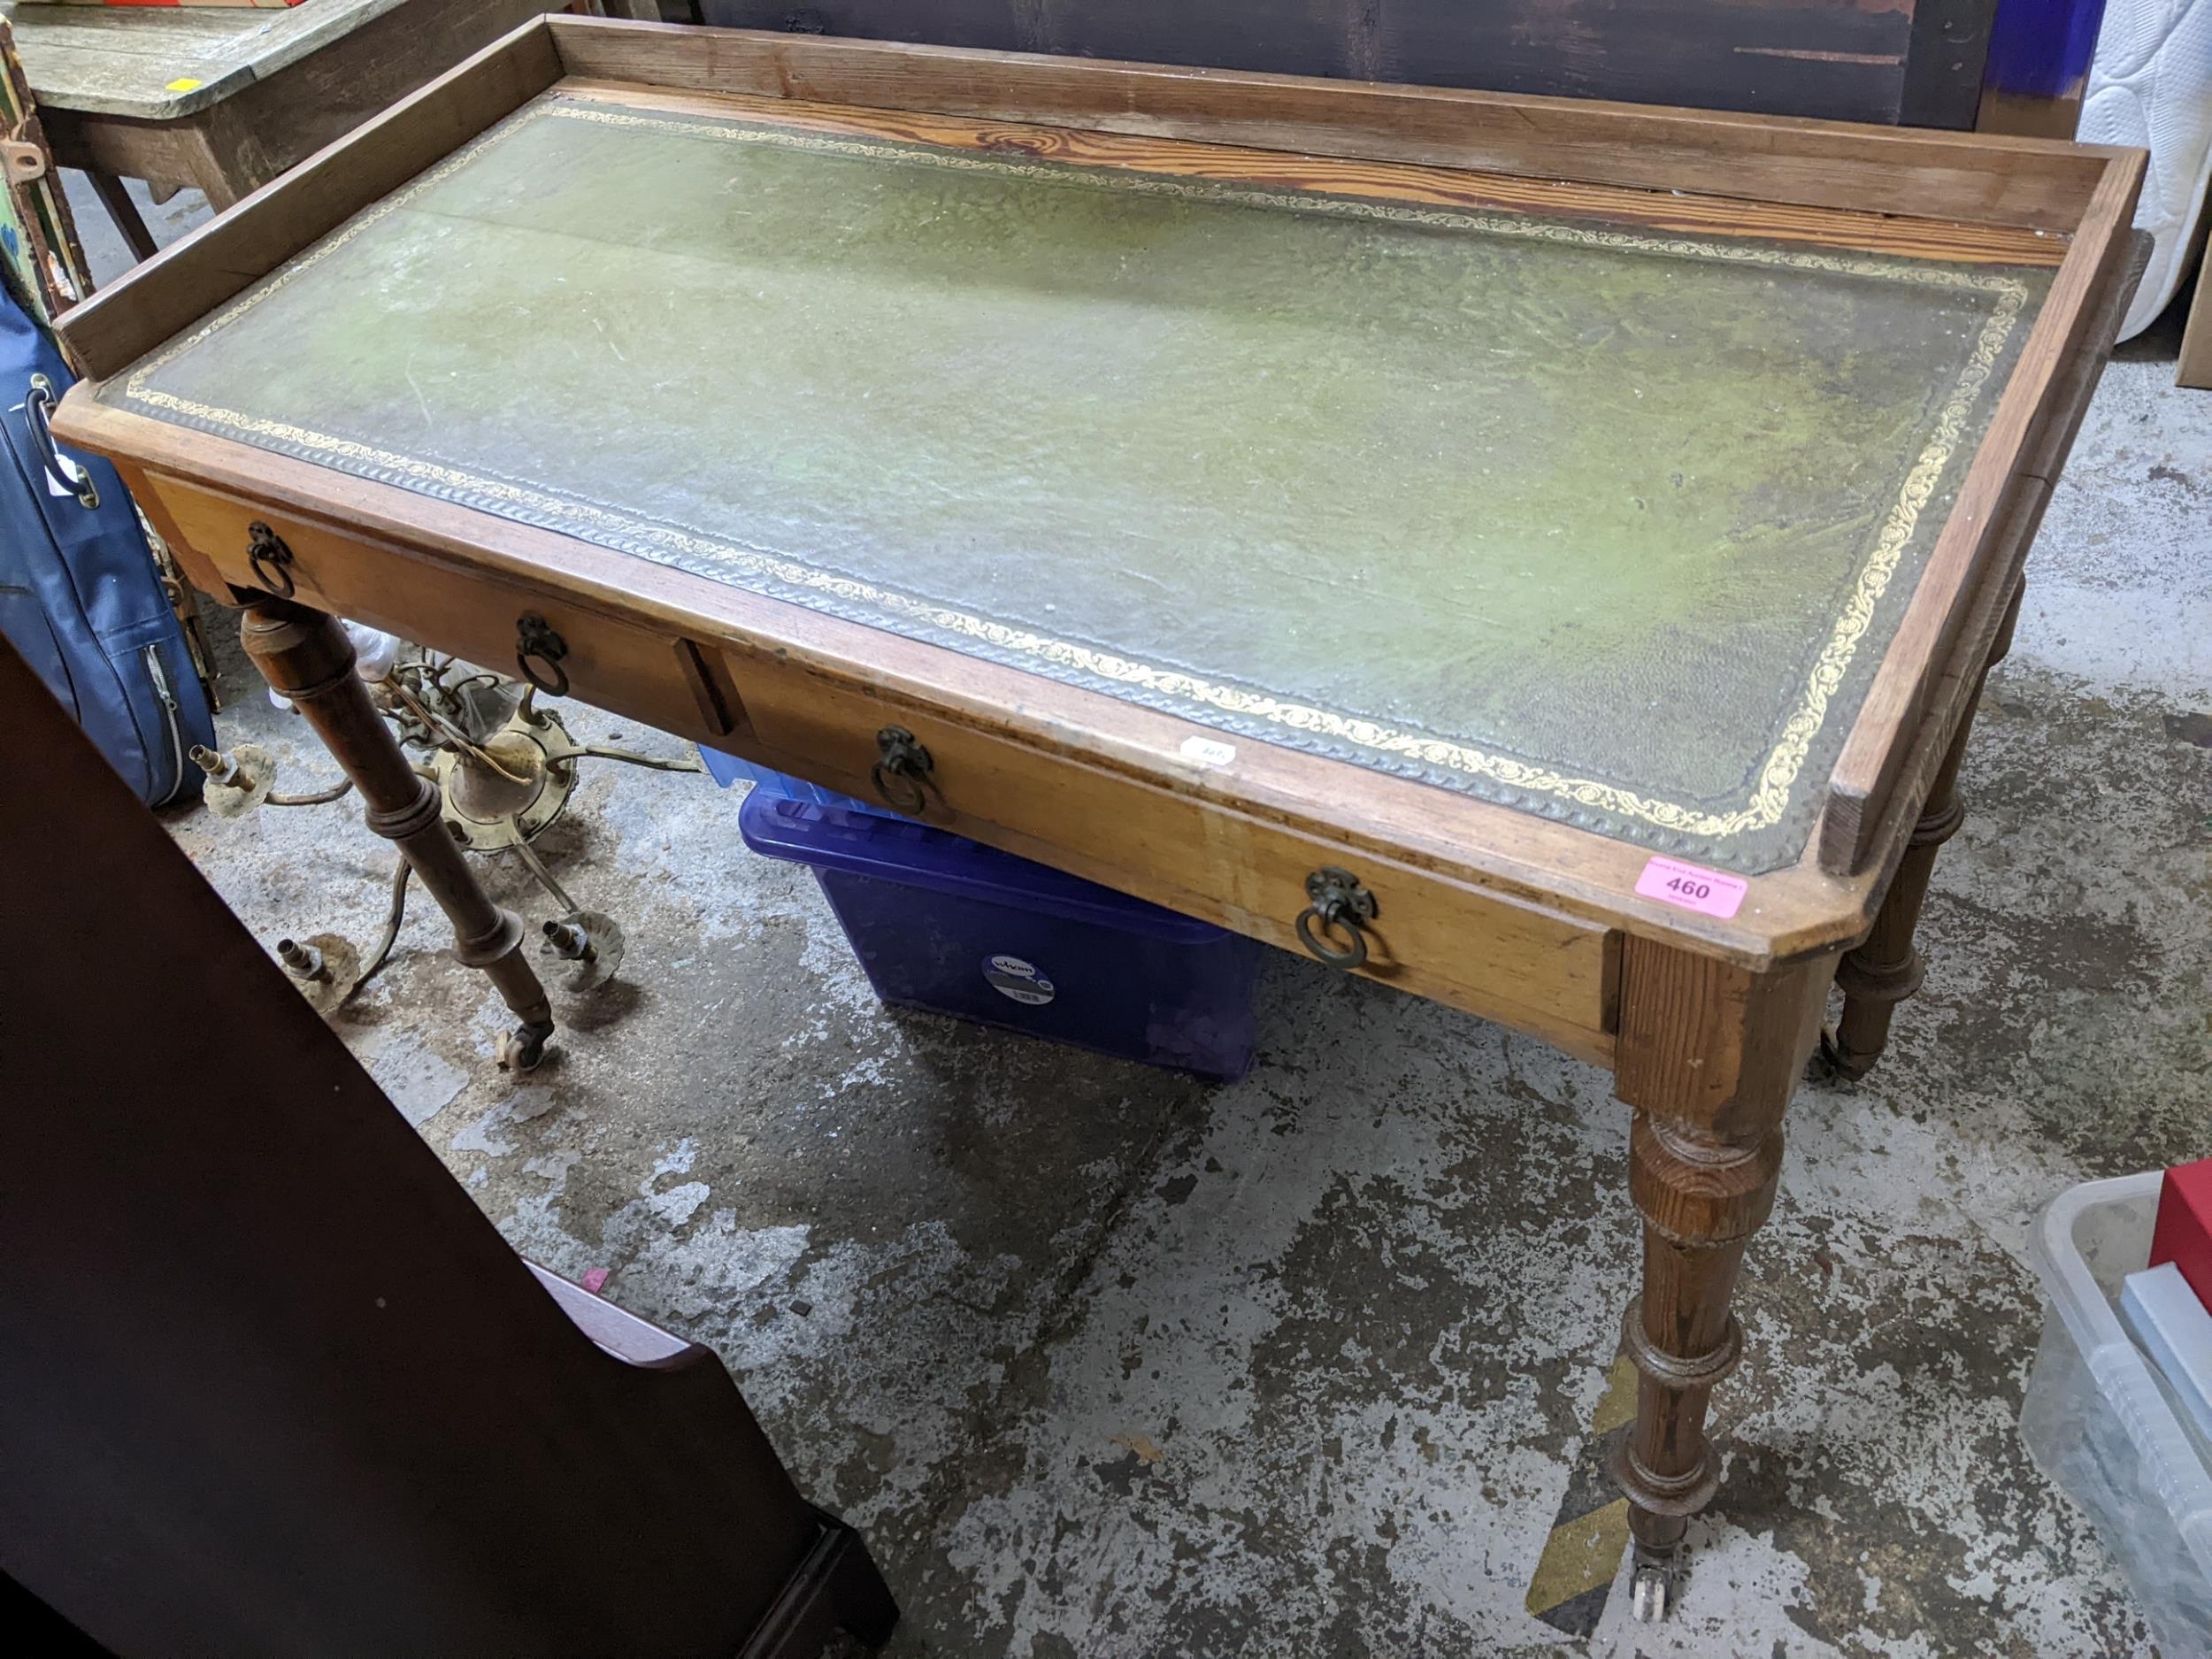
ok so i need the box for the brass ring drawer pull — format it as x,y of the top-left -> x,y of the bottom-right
246,521 -> 295,597
515,613 -> 570,697
872,726 -> 934,814
1297,866 -> 1378,970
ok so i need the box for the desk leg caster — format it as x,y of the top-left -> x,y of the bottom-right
1813,1022 -> 1878,1083
498,1018 -> 556,1073
1630,1542 -> 1681,1624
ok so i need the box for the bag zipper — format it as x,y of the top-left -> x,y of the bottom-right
144,643 -> 185,801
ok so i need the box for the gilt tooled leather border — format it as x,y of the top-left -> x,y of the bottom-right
111,95 -> 2038,873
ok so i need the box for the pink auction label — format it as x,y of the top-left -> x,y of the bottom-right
1635,856 -> 1748,920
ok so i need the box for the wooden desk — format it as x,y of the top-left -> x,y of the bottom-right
0,0 -> 605,260
52,14 -> 2144,1619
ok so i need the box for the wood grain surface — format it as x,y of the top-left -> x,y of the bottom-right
561,80 -> 2068,266
693,0 -> 2000,130
551,19 -> 2118,230
3,0 -> 415,119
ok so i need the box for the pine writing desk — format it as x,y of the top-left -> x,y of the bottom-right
52,13 -> 2144,1617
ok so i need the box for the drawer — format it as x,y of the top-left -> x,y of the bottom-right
145,470 -> 1617,1060
146,475 -> 737,743
720,641 -> 1621,1064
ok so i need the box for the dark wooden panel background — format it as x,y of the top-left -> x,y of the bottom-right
696,0 -> 1997,127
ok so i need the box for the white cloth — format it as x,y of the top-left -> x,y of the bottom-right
265,622 -> 404,710
2078,0 -> 2212,338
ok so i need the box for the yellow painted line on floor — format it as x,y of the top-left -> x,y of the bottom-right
1526,1497 -> 1632,1615
1525,1355 -> 1640,1627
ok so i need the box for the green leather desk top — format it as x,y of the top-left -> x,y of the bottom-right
106,92 -> 2053,872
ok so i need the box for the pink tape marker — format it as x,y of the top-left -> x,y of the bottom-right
1635,856 -> 1748,920
580,1268 -> 611,1294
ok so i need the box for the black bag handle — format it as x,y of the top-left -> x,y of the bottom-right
22,375 -> 98,511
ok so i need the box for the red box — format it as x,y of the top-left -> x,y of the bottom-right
2150,1156 -> 2212,1313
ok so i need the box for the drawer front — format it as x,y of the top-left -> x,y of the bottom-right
150,472 -> 1617,1060
721,642 -> 1621,1063
148,477 -> 736,742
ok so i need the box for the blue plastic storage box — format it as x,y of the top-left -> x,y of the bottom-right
710,753 -> 1260,1079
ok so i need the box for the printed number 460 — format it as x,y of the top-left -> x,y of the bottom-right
1666,876 -> 1713,902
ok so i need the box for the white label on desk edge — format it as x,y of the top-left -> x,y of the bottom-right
1179,736 -> 1236,768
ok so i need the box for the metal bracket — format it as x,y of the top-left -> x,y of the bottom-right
1,138 -> 45,184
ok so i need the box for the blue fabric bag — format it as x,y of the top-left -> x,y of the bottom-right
0,288 -> 212,806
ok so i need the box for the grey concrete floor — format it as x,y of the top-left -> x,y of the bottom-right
73,172 -> 2212,1655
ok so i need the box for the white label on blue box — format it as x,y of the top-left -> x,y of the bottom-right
983,954 -> 1056,1006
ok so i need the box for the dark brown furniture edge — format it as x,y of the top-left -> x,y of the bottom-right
0,626 -> 898,1658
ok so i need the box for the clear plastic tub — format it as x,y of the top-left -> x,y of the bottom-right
2023,1172 -> 2212,1654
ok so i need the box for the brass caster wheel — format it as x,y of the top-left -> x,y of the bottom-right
497,1019 -> 555,1073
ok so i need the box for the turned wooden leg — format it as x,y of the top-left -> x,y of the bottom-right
1828,579 -> 2025,1080
1610,937 -> 1838,1617
238,595 -> 555,1067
